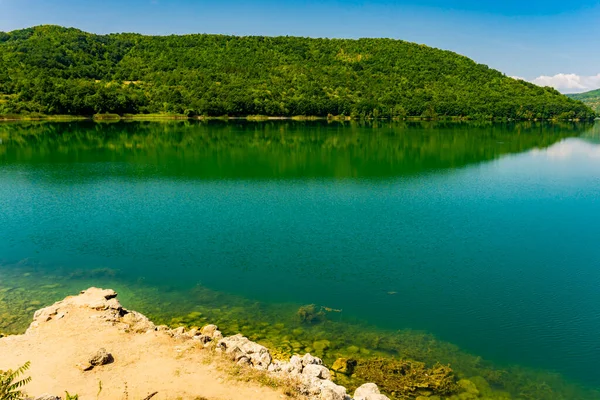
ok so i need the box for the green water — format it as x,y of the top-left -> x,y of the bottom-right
1,121 -> 600,399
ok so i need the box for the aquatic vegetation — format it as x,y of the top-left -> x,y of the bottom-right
296,304 -> 326,324
0,361 -> 32,400
353,358 -> 458,399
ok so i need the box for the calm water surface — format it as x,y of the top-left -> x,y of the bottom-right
1,121 -> 599,397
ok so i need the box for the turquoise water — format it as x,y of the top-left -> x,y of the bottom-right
1,121 -> 600,398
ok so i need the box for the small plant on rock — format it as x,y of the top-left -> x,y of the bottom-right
0,361 -> 32,400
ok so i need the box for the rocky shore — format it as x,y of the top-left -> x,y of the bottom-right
0,288 -> 391,400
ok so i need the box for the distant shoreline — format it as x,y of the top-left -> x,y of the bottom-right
0,113 -> 595,123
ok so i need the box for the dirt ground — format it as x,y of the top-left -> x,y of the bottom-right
0,289 -> 288,400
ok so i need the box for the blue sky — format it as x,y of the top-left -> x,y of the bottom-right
1,0 -> 600,93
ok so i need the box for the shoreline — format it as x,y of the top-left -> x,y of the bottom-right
1,285 -> 599,400
2,260 -> 600,400
0,288 -> 397,400
0,114 -> 596,123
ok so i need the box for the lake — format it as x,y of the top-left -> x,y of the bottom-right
1,120 -> 599,399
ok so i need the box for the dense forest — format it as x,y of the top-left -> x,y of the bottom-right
0,25 -> 595,120
568,89 -> 600,113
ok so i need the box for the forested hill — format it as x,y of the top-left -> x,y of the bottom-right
567,89 -> 600,114
0,25 -> 595,119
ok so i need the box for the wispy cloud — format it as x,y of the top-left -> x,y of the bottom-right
515,73 -> 600,94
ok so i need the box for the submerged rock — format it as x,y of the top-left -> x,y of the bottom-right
332,358 -> 356,375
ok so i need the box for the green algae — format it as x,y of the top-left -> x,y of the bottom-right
1,263 -> 599,400
352,359 -> 458,399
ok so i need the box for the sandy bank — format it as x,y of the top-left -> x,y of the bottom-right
0,288 -> 391,400
0,288 -> 292,400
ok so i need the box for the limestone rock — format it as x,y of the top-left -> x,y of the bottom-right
212,330 -> 223,340
354,383 -> 390,400
186,327 -> 199,337
289,354 -> 304,372
193,334 -> 212,344
302,353 -> 323,367
201,324 -> 219,337
217,334 -> 272,370
171,326 -> 186,337
121,310 -> 156,333
269,354 -> 304,375
28,288 -> 125,333
32,395 -> 62,400
319,379 -> 348,400
302,364 -> 331,380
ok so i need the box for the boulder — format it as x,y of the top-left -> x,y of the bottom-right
302,364 -> 331,380
354,383 -> 390,400
201,324 -> 219,337
193,334 -> 212,344
217,334 -> 272,370
319,379 -> 348,400
289,355 -> 304,372
171,326 -> 186,336
302,353 -> 323,367
269,354 -> 304,375
121,310 -> 156,333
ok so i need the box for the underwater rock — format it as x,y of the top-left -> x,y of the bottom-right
217,334 -> 272,370
453,379 -> 481,399
297,304 -> 326,324
313,339 -> 331,353
346,345 -> 360,354
332,358 -> 357,375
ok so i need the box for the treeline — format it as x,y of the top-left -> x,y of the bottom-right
0,25 -> 595,120
567,89 -> 600,114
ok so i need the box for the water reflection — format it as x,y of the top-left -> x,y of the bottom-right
0,120 -> 595,180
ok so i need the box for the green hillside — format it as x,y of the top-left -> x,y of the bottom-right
0,25 -> 595,120
567,89 -> 600,114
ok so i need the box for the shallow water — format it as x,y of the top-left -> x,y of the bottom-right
1,121 -> 599,399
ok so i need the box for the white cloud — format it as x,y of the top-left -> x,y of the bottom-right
523,73 -> 600,94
